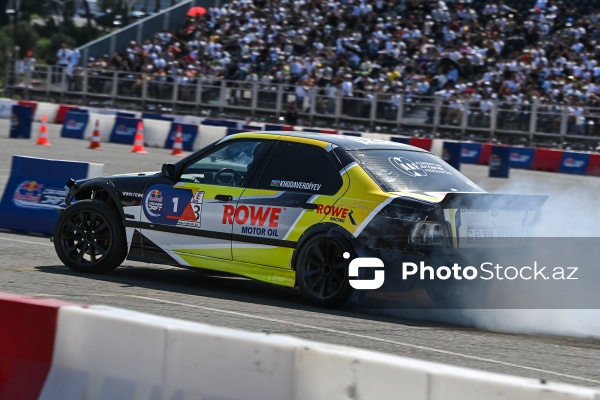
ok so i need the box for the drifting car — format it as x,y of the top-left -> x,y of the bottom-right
53,132 -> 546,307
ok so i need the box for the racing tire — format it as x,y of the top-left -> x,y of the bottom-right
54,199 -> 127,274
296,233 -> 353,308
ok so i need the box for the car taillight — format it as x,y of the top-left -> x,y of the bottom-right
410,222 -> 448,245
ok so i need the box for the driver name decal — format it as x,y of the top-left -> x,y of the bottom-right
270,180 -> 321,191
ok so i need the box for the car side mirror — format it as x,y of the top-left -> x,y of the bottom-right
161,163 -> 176,181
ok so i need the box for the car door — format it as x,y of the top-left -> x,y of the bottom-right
139,138 -> 274,265
232,139 -> 350,269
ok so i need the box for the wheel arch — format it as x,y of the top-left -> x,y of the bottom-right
291,223 -> 359,270
66,179 -> 125,221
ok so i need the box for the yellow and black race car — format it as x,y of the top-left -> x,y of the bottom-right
53,132 -> 547,307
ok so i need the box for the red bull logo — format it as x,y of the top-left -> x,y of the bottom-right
13,180 -> 43,204
145,189 -> 164,217
563,157 -> 585,168
115,124 -> 134,135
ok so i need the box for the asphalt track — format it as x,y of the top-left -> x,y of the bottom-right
0,120 -> 599,387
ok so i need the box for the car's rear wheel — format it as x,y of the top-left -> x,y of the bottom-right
296,233 -> 353,308
54,199 -> 127,274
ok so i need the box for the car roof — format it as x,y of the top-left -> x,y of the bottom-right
229,131 -> 428,152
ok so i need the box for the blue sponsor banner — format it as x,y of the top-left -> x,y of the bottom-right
343,132 -> 362,137
164,123 -> 198,151
110,117 -> 140,144
60,110 -> 89,139
559,152 -> 590,175
442,142 -> 461,170
460,142 -> 482,164
9,105 -> 34,139
142,112 -> 175,122
509,147 -> 535,169
391,137 -> 409,144
0,156 -> 103,235
265,124 -> 285,131
489,146 -> 510,178
116,112 -> 136,119
202,119 -> 238,128
303,128 -> 321,133
242,125 -> 261,130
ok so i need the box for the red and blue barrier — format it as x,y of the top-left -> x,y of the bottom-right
60,110 -> 89,139
460,143 -> 482,164
109,116 -> 141,145
559,152 -> 590,175
9,105 -> 35,139
165,123 -> 198,151
509,147 -> 535,169
0,156 -> 104,235
442,141 -> 462,170
489,146 -> 511,178
408,137 -> 433,151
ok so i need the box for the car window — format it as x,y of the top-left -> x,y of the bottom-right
257,141 -> 342,195
349,149 -> 484,193
180,140 -> 269,187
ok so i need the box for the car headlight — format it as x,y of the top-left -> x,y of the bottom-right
410,222 -> 449,245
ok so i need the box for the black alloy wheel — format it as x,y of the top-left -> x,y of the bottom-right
54,199 -> 127,274
297,234 -> 353,308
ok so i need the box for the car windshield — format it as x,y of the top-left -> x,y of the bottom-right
349,149 -> 484,193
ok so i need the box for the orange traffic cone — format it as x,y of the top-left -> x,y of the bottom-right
36,115 -> 51,146
171,124 -> 184,156
130,121 -> 147,154
88,119 -> 103,150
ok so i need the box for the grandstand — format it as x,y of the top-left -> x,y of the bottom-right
8,0 -> 600,150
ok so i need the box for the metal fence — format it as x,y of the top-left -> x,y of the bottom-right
6,64 -> 600,150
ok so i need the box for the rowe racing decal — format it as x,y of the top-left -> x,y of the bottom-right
13,180 -> 67,210
223,204 -> 282,237
316,204 -> 356,225
271,180 -> 321,191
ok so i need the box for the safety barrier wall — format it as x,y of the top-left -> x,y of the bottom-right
0,156 -> 104,235
3,100 -> 600,177
0,292 -> 598,400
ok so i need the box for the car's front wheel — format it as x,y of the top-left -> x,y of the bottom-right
296,233 -> 353,308
54,199 -> 127,274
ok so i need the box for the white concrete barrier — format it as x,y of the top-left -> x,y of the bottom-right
34,102 -> 59,122
84,114 -> 116,141
431,138 -> 447,157
0,98 -> 16,119
142,119 -> 171,148
195,125 -> 228,150
39,304 -> 600,400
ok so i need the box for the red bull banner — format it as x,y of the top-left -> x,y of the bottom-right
0,156 -> 104,235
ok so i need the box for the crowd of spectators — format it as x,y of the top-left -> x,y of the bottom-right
84,0 -> 600,133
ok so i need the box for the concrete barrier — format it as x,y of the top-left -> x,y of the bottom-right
33,102 -> 59,123
195,125 -> 228,149
83,114 -> 116,141
142,119 -> 171,148
37,303 -> 600,400
0,292 -> 597,400
0,98 -> 16,119
0,293 -> 81,400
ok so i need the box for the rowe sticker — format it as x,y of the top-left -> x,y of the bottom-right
316,204 -> 356,225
